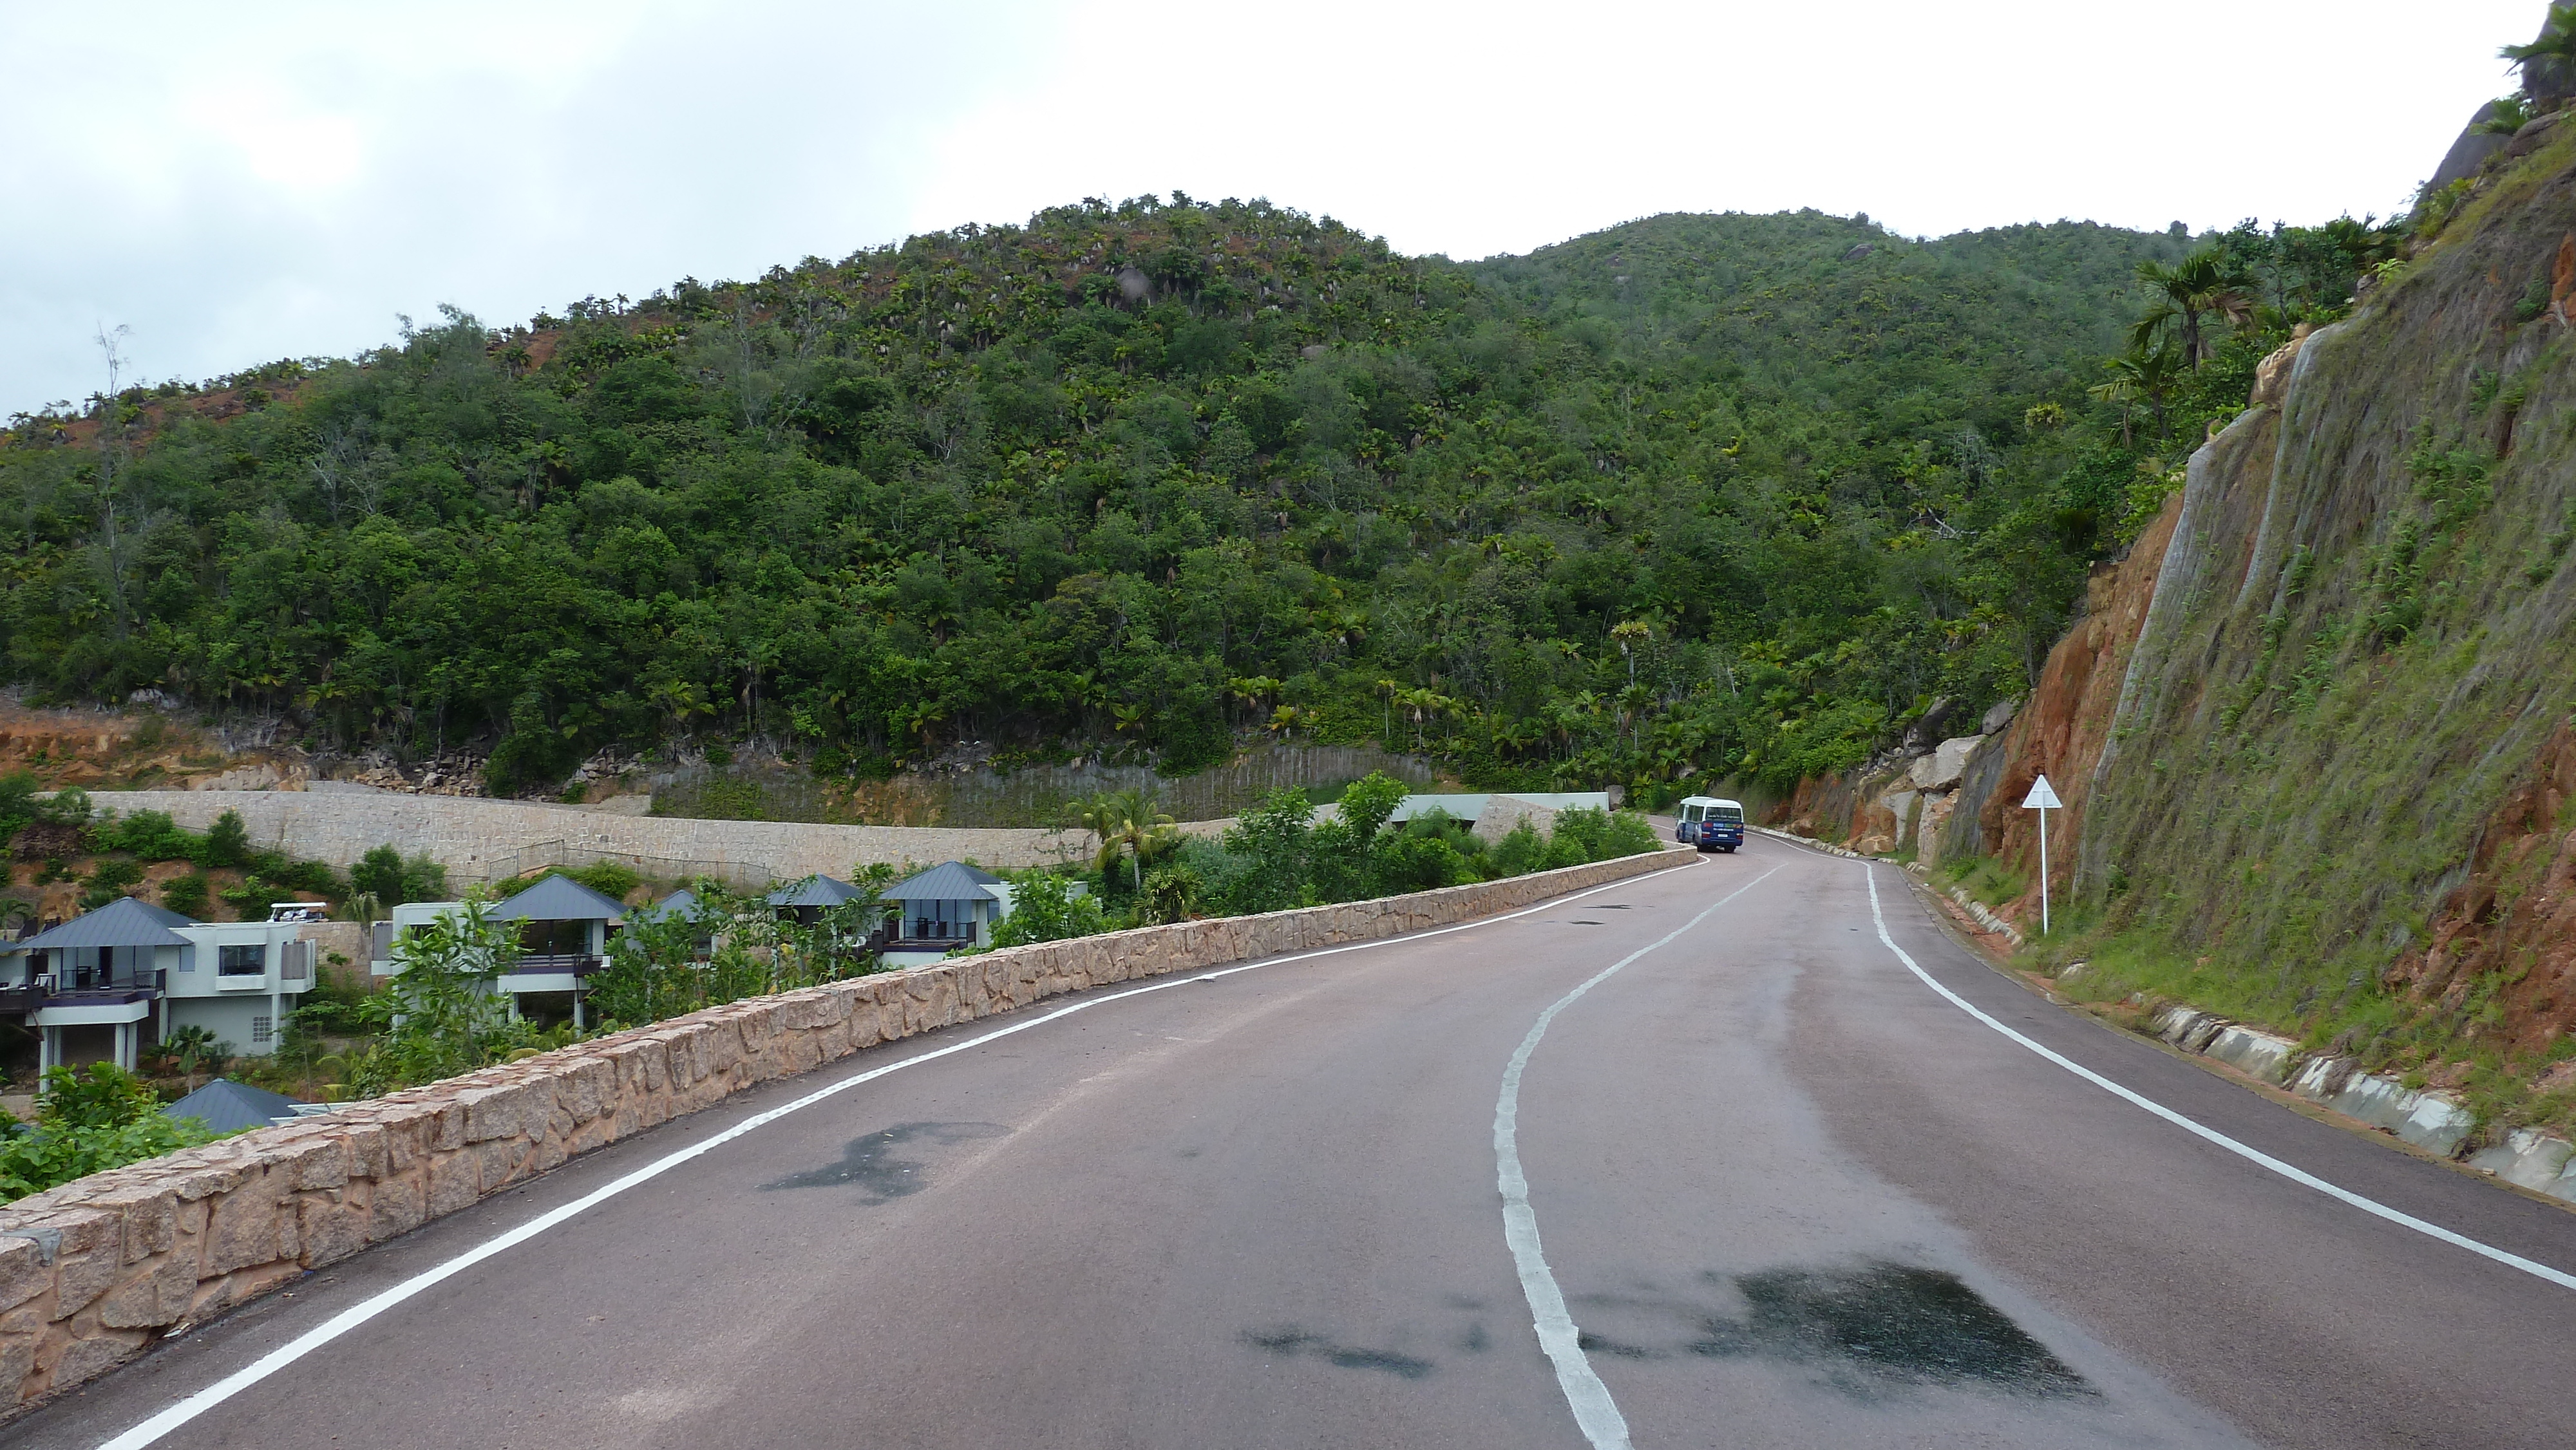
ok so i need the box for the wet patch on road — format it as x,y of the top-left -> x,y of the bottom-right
1240,1327 -> 1437,1379
1690,1261 -> 2092,1400
1575,1330 -> 1660,1360
759,1122 -> 1010,1202
1571,1260 -> 2092,1401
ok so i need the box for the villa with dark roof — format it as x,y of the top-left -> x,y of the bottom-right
0,896 -> 323,1071
878,862 -> 1019,966
366,874 -> 627,1029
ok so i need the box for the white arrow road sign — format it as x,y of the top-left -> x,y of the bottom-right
2023,774 -> 2059,934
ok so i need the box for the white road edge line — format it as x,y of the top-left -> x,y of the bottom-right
1494,864 -> 1784,1450
94,857 -> 1707,1450
1864,867 -> 2576,1294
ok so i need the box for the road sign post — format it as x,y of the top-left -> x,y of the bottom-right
2022,774 -> 2061,936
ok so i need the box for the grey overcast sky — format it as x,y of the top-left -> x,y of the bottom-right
0,0 -> 2544,413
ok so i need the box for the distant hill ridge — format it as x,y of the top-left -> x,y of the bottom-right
0,196 -> 2204,811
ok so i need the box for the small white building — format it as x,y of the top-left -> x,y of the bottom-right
1385,791 -> 1615,826
0,897 -> 319,1071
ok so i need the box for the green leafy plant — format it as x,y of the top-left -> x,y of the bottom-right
0,1064 -> 224,1203
345,897 -> 532,1096
78,856 -> 146,910
988,872 -> 1111,946
563,860 -> 641,901
349,843 -> 444,905
2473,93 -> 2536,137
156,876 -> 209,917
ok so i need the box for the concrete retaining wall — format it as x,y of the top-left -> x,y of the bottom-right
0,845 -> 1689,1408
83,791 -> 1129,886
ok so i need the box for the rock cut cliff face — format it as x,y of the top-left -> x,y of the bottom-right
1775,118 -> 2576,1068
2019,126 -> 2576,1059
1946,486 -> 2184,896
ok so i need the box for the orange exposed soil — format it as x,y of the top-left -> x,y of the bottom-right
0,700 -> 249,791
2381,723 -> 2576,1058
1974,489 -> 2184,928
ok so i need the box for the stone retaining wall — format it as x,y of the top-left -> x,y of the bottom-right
0,846 -> 1689,1408
82,791 -> 1164,886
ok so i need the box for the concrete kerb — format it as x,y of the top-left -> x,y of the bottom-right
0,845 -> 1691,1411
1748,824 -> 1870,862
2125,1007 -> 2573,1203
1901,861 -> 2027,947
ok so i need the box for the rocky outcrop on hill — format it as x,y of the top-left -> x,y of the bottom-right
1772,693 -> 2020,862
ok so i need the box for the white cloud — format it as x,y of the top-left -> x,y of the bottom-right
914,0 -> 2541,258
0,0 -> 2544,411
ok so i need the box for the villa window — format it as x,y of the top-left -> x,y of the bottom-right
218,944 -> 266,977
518,920 -> 590,959
251,1016 -> 272,1044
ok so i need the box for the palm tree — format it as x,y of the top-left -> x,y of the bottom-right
164,1024 -> 220,1091
2130,344 -> 2185,438
895,699 -> 947,754
2131,250 -> 2253,368
1072,788 -> 1177,890
1104,789 -> 1178,890
2473,93 -> 2537,137
1616,682 -> 1653,748
2501,6 -> 2576,89
1227,675 -> 1282,727
2091,344 -> 2185,443
1392,687 -> 1456,750
1610,619 -> 1652,686
2088,360 -> 2141,447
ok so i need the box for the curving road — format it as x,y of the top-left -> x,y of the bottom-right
8,836 -> 2575,1449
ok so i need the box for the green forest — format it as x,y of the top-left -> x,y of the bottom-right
0,197 -> 2392,802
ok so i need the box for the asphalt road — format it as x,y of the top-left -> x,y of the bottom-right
10,834 -> 2575,1449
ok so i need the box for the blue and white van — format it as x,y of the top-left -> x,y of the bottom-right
1676,796 -> 1745,853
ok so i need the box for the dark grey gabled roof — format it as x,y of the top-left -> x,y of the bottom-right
883,861 -> 1003,903
17,896 -> 196,952
161,1078 -> 308,1134
493,874 -> 627,923
766,875 -> 866,909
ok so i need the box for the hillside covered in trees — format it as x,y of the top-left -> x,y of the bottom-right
0,196 -> 2385,800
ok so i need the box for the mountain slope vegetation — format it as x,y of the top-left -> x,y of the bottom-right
0,196 -> 2331,800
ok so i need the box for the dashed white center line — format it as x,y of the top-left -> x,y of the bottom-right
1493,864 -> 1782,1450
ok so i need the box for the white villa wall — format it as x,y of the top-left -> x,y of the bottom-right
167,995 -> 285,1057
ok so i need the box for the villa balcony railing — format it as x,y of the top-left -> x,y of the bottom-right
508,953 -> 605,976
40,982 -> 163,1008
